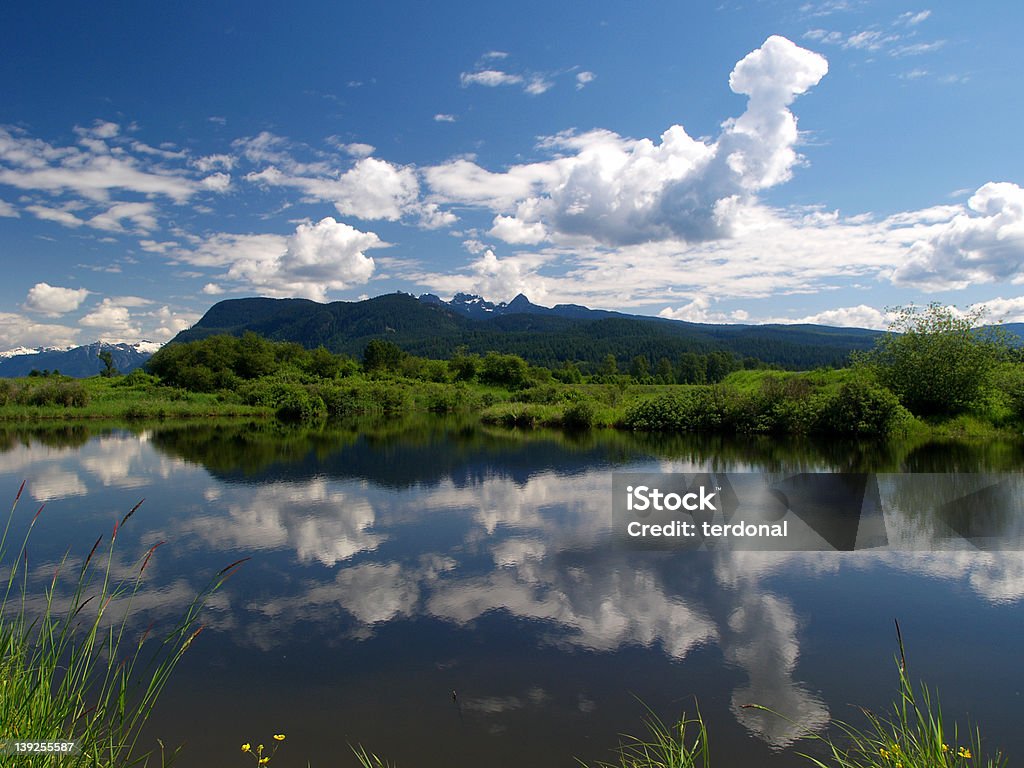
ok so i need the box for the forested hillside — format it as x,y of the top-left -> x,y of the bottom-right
172,293 -> 882,370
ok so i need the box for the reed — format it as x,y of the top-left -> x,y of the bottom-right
0,482 -> 242,767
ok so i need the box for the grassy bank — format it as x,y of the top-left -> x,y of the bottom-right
0,372 -> 268,421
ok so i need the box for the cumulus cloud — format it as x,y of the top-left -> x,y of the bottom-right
176,217 -> 382,301
146,305 -> 201,341
24,283 -> 91,316
433,113 -> 457,123
338,142 -> 375,158
246,156 -> 420,222
0,199 -> 17,217
193,153 -> 235,172
0,312 -> 76,351
893,182 -> 1024,289
428,36 -> 828,247
79,299 -> 142,341
410,249 -> 548,304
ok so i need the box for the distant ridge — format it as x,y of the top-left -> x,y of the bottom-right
170,292 -> 888,370
0,341 -> 159,378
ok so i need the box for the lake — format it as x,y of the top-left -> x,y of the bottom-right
1,417 -> 1022,767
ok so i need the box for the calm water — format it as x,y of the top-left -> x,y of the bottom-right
1,418 -> 1023,767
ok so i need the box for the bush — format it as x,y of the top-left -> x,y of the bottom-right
815,378 -> 910,437
479,352 -> 529,388
16,380 -> 89,408
275,386 -> 325,422
562,400 -> 595,430
861,303 -> 1011,416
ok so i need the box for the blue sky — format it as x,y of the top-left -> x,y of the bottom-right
1,0 -> 1022,348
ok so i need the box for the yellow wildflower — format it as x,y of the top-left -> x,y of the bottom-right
273,734 -> 286,741
241,744 -> 251,753
259,758 -> 269,765
958,746 -> 972,758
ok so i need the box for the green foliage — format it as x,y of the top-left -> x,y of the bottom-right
12,379 -> 90,408
363,338 -> 405,373
479,351 -> 529,388
97,349 -> 117,378
580,704 -> 710,768
784,627 -> 1007,768
448,347 -> 479,381
816,378 -> 911,437
860,303 -> 1011,416
562,399 -> 596,430
624,388 -> 727,432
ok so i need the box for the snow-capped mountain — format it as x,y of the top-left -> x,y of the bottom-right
0,341 -> 162,378
0,344 -> 75,359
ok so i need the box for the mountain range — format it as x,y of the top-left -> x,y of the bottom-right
5,294 -> 1022,379
170,292 -> 888,370
0,341 -> 160,378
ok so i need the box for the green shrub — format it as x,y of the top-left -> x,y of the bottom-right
562,400 -> 596,430
815,378 -> 910,437
275,386 -> 325,422
16,380 -> 89,408
479,352 -> 529,388
861,302 -> 1011,416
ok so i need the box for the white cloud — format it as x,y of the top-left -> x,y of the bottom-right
79,299 -> 142,342
410,249 -> 549,304
328,157 -> 418,220
193,153 -> 236,172
431,36 -> 828,248
433,114 -> 457,123
24,283 -> 91,316
891,40 -> 945,56
87,201 -> 158,233
338,142 -> 375,158
26,204 -> 85,228
202,282 -> 225,295
76,120 -> 121,139
146,305 -> 201,341
0,312 -> 80,350
176,217 -> 382,301
897,10 -> 932,26
200,172 -> 231,192
790,304 -> 890,328
139,239 -> 177,253
893,182 -> 1024,289
0,127 -> 198,203
575,71 -> 596,90
460,70 -> 524,88
0,199 -> 17,217
524,76 -> 554,95
489,214 -> 547,244
246,156 -> 420,221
